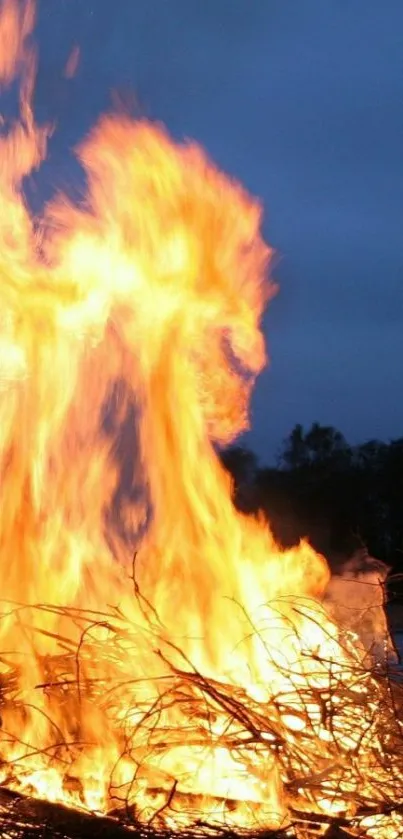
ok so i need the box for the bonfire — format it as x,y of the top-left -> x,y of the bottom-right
0,2 -> 401,838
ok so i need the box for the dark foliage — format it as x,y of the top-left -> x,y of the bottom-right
220,424 -> 403,575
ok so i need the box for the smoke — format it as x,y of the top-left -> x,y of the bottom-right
325,549 -> 392,661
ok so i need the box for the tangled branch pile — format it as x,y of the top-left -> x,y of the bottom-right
0,596 -> 402,839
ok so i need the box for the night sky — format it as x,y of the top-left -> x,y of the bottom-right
32,1 -> 403,463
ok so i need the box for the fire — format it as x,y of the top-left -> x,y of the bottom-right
0,2 -> 401,837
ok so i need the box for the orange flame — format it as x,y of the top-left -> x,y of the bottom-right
64,44 -> 80,79
0,3 -> 400,837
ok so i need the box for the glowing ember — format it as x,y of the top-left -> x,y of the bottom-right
0,2 -> 401,838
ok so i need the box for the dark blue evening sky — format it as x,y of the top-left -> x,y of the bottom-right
32,1 -> 403,463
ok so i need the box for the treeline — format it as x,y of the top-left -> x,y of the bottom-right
220,423 -> 403,574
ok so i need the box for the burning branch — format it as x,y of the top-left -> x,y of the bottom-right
0,2 -> 401,838
0,598 -> 401,838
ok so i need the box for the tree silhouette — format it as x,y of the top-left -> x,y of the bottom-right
221,424 -> 403,577
279,422 -> 351,470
